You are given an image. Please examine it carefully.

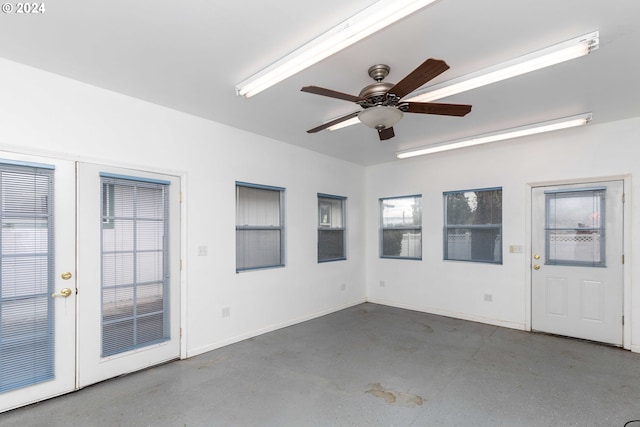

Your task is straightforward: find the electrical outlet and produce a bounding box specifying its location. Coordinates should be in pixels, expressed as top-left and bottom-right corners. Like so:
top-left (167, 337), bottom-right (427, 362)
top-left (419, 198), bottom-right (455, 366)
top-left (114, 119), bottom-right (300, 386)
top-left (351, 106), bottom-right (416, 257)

top-left (198, 245), bottom-right (208, 256)
top-left (341, 283), bottom-right (346, 291)
top-left (484, 294), bottom-right (493, 302)
top-left (380, 280), bottom-right (386, 287)
top-left (222, 307), bottom-right (230, 318)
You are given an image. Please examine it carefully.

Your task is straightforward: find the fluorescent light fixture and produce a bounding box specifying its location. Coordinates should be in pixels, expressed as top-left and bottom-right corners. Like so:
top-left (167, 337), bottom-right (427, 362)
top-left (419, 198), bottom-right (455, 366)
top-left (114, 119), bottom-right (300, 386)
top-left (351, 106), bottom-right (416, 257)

top-left (235, 0), bottom-right (437, 98)
top-left (396, 113), bottom-right (592, 159)
top-left (407, 31), bottom-right (599, 103)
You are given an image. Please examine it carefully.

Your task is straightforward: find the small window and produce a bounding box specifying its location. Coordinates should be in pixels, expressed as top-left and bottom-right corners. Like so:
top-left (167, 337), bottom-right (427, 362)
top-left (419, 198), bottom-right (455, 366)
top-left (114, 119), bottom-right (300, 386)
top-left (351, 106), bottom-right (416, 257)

top-left (444, 187), bottom-right (502, 263)
top-left (380, 195), bottom-right (422, 259)
top-left (318, 194), bottom-right (346, 262)
top-left (545, 188), bottom-right (605, 267)
top-left (236, 182), bottom-right (285, 272)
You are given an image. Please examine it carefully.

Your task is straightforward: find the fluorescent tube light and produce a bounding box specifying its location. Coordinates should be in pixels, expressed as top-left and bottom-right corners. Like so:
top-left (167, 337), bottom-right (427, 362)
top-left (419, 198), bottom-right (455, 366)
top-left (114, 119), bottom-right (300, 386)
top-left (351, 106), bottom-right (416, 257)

top-left (396, 113), bottom-right (592, 159)
top-left (235, 0), bottom-right (437, 98)
top-left (407, 31), bottom-right (599, 103)
top-left (328, 116), bottom-right (360, 131)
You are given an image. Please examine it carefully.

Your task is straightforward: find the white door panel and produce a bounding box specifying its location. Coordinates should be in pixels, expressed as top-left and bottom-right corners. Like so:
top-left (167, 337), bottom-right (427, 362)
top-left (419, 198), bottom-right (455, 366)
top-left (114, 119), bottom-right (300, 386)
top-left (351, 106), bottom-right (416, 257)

top-left (76, 163), bottom-right (180, 387)
top-left (531, 181), bottom-right (623, 345)
top-left (0, 154), bottom-right (76, 413)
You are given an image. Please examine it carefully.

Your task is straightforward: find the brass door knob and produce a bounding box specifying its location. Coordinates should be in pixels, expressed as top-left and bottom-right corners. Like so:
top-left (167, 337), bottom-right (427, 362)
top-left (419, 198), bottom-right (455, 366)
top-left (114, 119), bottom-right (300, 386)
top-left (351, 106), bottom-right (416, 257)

top-left (52, 288), bottom-right (73, 298)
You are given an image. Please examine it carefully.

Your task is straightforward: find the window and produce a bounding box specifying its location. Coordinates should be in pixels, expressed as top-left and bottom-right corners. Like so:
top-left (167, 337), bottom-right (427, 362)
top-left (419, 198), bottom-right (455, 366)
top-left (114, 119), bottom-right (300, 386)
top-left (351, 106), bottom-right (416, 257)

top-left (318, 194), bottom-right (346, 262)
top-left (545, 187), bottom-right (605, 267)
top-left (444, 187), bottom-right (502, 263)
top-left (0, 161), bottom-right (55, 393)
top-left (380, 195), bottom-right (422, 259)
top-left (100, 174), bottom-right (171, 357)
top-left (236, 182), bottom-right (285, 271)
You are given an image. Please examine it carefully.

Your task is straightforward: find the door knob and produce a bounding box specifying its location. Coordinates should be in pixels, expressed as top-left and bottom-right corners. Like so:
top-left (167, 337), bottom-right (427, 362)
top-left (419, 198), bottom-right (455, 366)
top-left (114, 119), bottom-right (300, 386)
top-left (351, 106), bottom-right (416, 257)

top-left (52, 288), bottom-right (73, 298)
top-left (533, 264), bottom-right (541, 270)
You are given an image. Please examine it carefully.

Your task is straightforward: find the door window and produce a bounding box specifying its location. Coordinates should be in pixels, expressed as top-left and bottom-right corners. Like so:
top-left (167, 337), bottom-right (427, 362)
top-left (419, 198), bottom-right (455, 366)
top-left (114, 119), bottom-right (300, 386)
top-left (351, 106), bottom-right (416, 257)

top-left (100, 174), bottom-right (170, 357)
top-left (0, 162), bottom-right (54, 393)
top-left (545, 188), bottom-right (605, 267)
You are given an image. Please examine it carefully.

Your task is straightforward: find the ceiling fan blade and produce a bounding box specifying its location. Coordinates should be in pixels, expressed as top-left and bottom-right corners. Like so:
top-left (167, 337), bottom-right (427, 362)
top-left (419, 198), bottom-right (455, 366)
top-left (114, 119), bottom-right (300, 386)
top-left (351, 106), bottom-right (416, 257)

top-left (387, 58), bottom-right (450, 99)
top-left (378, 127), bottom-right (395, 141)
top-left (306, 111), bottom-right (360, 133)
top-left (301, 86), bottom-right (364, 103)
top-left (404, 102), bottom-right (472, 117)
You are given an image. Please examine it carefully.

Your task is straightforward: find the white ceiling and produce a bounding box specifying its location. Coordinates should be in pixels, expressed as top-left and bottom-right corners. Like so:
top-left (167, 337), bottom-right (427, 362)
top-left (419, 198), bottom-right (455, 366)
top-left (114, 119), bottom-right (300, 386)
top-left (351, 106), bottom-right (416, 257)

top-left (1, 0), bottom-right (639, 166)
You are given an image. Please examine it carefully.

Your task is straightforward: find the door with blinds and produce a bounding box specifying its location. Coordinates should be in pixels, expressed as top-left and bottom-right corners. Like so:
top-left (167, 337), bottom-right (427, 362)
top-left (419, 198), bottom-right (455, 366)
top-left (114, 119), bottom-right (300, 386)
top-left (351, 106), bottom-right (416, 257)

top-left (76, 163), bottom-right (180, 388)
top-left (0, 155), bottom-right (76, 413)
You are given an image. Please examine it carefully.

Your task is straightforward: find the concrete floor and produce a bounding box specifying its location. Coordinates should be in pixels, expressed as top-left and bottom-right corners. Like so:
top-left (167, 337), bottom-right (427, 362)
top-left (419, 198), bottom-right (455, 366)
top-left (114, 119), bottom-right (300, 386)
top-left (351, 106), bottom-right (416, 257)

top-left (1, 303), bottom-right (640, 426)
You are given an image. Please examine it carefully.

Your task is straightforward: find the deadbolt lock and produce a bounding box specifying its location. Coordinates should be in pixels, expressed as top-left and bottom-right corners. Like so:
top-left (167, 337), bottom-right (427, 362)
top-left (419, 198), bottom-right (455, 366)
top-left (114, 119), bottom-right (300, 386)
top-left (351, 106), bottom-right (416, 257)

top-left (533, 254), bottom-right (541, 260)
top-left (61, 272), bottom-right (72, 280)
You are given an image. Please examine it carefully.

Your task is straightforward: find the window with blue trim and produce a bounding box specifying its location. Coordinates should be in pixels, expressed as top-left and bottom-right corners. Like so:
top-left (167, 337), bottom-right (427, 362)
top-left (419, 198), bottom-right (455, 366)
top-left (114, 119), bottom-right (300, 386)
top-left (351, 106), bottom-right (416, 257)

top-left (380, 195), bottom-right (422, 259)
top-left (236, 182), bottom-right (285, 271)
top-left (318, 194), bottom-right (346, 262)
top-left (444, 187), bottom-right (502, 263)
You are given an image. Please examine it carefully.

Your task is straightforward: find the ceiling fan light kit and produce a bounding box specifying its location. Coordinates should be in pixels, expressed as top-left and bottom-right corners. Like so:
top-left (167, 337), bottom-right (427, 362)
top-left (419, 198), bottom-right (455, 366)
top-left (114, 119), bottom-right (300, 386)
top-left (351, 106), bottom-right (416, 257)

top-left (235, 0), bottom-right (438, 98)
top-left (358, 106), bottom-right (404, 130)
top-left (302, 58), bottom-right (472, 141)
top-left (396, 113), bottom-right (593, 159)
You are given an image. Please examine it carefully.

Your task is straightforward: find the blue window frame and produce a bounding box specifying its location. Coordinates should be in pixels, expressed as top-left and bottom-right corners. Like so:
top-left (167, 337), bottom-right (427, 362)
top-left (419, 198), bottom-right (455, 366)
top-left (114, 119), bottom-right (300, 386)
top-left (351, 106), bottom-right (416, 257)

top-left (318, 193), bottom-right (346, 262)
top-left (236, 182), bottom-right (285, 272)
top-left (444, 187), bottom-right (502, 264)
top-left (380, 195), bottom-right (422, 260)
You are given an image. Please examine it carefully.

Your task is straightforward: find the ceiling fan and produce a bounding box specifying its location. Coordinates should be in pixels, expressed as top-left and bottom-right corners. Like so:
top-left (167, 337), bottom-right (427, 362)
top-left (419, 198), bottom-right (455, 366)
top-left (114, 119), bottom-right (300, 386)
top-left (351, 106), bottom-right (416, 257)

top-left (301, 58), bottom-right (472, 141)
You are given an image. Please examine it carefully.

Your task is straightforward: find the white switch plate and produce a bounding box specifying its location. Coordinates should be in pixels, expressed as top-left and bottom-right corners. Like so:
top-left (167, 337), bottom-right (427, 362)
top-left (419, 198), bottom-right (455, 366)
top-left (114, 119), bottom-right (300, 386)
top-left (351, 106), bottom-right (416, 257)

top-left (509, 245), bottom-right (523, 254)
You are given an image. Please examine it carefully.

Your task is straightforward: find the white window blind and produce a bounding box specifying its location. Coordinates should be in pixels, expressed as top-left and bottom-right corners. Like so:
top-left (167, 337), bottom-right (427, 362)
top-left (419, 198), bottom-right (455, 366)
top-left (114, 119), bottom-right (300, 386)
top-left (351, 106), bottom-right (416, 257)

top-left (236, 183), bottom-right (284, 271)
top-left (100, 175), bottom-right (170, 357)
top-left (0, 162), bottom-right (54, 393)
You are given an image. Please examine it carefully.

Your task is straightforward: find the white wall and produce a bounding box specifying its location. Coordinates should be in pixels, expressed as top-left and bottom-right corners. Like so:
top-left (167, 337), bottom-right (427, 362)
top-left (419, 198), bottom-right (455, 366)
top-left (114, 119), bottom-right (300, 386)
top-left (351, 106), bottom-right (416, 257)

top-left (365, 116), bottom-right (640, 352)
top-left (0, 58), bottom-right (367, 358)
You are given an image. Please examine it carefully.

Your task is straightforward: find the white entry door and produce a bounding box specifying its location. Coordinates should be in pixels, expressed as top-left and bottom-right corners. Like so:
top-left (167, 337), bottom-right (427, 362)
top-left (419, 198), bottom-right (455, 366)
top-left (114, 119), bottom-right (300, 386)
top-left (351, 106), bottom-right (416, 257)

top-left (76, 163), bottom-right (181, 387)
top-left (531, 181), bottom-right (624, 345)
top-left (0, 154), bottom-right (76, 413)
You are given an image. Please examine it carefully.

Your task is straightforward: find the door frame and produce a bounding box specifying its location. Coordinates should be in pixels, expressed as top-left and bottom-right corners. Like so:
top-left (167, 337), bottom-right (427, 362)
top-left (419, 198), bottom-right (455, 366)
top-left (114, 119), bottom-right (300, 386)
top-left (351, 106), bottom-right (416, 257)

top-left (75, 162), bottom-right (186, 388)
top-left (525, 175), bottom-right (631, 350)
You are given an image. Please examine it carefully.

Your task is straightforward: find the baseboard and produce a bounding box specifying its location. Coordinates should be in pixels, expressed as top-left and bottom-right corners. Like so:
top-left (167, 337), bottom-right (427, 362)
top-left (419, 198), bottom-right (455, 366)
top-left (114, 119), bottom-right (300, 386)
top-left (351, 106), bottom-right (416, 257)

top-left (186, 298), bottom-right (367, 358)
top-left (631, 344), bottom-right (640, 354)
top-left (366, 297), bottom-right (526, 331)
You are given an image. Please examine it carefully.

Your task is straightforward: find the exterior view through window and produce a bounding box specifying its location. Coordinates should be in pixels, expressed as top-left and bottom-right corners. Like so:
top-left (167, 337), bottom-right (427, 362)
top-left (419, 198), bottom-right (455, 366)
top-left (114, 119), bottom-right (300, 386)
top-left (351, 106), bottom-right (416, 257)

top-left (444, 188), bottom-right (502, 263)
top-left (380, 195), bottom-right (422, 260)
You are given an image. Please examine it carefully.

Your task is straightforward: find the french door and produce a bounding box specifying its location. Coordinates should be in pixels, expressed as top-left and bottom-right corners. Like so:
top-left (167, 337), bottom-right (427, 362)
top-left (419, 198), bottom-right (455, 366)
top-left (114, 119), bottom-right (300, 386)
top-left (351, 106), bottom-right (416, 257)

top-left (0, 154), bottom-right (180, 412)
top-left (0, 155), bottom-right (76, 412)
top-left (76, 163), bottom-right (180, 387)
top-left (531, 180), bottom-right (624, 345)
